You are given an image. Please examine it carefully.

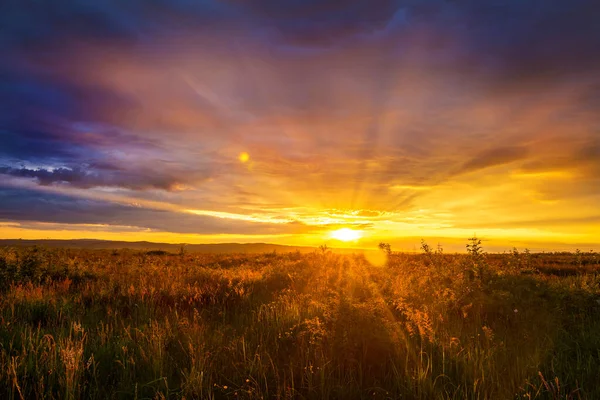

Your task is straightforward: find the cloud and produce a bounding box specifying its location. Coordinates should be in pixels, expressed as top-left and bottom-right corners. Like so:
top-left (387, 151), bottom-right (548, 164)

top-left (0, 165), bottom-right (189, 191)
top-left (356, 210), bottom-right (383, 218)
top-left (233, 0), bottom-right (405, 47)
top-left (0, 0), bottom-right (599, 243)
top-left (518, 137), bottom-right (600, 179)
top-left (457, 146), bottom-right (529, 175)
top-left (454, 215), bottom-right (600, 231)
top-left (0, 186), bottom-right (320, 235)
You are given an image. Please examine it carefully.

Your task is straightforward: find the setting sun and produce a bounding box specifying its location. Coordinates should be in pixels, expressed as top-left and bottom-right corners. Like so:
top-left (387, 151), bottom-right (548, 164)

top-left (330, 228), bottom-right (362, 242)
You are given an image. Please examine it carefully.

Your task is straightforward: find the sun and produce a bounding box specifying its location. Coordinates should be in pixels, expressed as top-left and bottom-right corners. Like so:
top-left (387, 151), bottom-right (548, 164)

top-left (330, 228), bottom-right (362, 242)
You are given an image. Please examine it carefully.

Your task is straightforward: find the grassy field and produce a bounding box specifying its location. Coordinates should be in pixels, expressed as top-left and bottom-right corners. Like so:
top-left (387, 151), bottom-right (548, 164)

top-left (1, 243), bottom-right (599, 399)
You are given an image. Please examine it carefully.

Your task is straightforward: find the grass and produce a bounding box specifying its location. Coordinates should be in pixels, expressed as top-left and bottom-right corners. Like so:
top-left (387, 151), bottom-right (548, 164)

top-left (0, 244), bottom-right (599, 399)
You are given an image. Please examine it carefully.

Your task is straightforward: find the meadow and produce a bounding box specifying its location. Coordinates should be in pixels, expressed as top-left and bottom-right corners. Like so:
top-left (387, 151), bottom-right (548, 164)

top-left (1, 242), bottom-right (599, 399)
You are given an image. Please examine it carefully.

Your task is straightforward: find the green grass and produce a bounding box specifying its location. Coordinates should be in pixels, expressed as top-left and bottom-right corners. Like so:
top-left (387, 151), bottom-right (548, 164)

top-left (0, 245), bottom-right (599, 399)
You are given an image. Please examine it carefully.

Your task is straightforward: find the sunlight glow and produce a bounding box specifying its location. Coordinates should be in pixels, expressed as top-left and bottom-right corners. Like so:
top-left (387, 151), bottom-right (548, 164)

top-left (330, 228), bottom-right (362, 242)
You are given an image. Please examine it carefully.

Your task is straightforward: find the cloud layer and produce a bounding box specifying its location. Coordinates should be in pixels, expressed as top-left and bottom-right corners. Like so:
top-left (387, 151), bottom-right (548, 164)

top-left (1, 0), bottom-right (599, 248)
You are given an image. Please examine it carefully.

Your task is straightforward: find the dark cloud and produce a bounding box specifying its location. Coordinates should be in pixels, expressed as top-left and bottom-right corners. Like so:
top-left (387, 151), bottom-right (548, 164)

top-left (518, 137), bottom-right (600, 178)
top-left (458, 146), bottom-right (529, 175)
top-left (1, 0), bottom-right (597, 61)
top-left (0, 0), bottom-right (239, 52)
top-left (0, 70), bottom-right (146, 167)
top-left (0, 122), bottom-right (153, 165)
top-left (0, 128), bottom-right (81, 163)
top-left (0, 165), bottom-right (187, 191)
top-left (479, 1), bottom-right (600, 86)
top-left (0, 186), bottom-right (315, 235)
top-left (232, 0), bottom-right (404, 47)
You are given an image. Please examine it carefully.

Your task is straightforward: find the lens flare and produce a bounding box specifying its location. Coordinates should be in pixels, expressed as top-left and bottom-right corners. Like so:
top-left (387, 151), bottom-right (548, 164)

top-left (238, 152), bottom-right (250, 163)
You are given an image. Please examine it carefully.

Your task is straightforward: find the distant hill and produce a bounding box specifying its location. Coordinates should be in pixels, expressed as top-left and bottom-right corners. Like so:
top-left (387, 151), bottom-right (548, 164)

top-left (0, 239), bottom-right (362, 254)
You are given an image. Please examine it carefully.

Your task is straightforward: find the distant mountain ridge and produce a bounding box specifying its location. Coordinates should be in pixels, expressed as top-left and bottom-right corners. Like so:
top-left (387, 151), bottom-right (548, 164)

top-left (0, 239), bottom-right (361, 254)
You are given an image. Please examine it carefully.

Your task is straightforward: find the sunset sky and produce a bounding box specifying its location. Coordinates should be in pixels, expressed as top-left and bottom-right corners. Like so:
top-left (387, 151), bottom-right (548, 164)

top-left (1, 1), bottom-right (599, 251)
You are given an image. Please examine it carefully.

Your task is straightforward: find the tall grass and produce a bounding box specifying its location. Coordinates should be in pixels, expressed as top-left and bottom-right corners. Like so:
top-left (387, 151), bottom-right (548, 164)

top-left (0, 245), bottom-right (599, 399)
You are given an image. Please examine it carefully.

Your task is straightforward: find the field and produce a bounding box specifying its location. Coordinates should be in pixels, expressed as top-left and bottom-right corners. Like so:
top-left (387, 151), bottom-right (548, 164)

top-left (1, 243), bottom-right (599, 399)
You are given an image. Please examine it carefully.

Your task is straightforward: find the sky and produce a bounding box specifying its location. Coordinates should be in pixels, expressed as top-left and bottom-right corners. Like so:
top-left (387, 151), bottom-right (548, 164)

top-left (1, 0), bottom-right (599, 252)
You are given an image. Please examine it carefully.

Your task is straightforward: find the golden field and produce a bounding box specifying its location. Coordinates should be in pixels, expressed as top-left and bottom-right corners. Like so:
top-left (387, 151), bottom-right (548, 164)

top-left (1, 242), bottom-right (599, 399)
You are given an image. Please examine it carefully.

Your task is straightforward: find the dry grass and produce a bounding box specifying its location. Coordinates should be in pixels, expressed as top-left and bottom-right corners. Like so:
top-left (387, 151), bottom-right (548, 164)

top-left (0, 245), bottom-right (599, 399)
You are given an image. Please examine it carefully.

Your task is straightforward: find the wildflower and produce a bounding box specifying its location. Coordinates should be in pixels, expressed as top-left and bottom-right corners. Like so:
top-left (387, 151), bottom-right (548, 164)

top-left (223, 385), bottom-right (228, 390)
